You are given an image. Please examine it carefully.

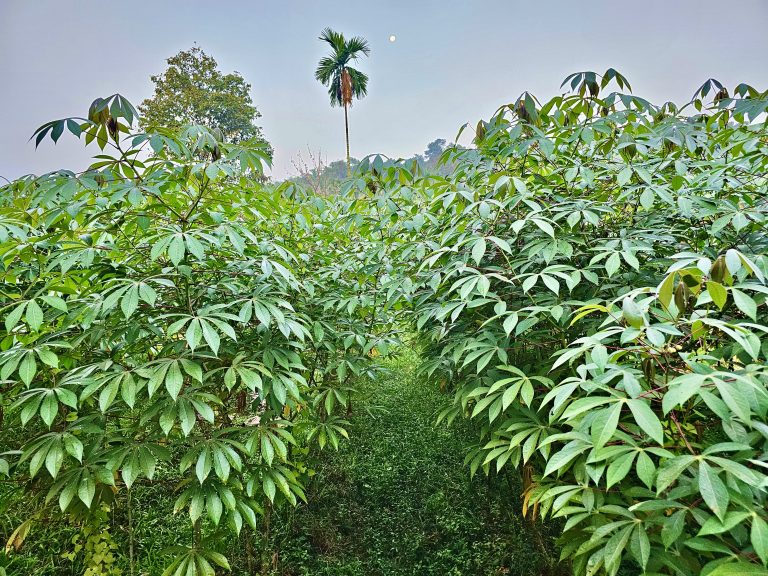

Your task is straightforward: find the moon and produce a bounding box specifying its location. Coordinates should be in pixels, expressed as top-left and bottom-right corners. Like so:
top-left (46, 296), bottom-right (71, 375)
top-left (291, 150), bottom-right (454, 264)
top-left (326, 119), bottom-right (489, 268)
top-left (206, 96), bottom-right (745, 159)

top-left (388, 34), bottom-right (397, 43)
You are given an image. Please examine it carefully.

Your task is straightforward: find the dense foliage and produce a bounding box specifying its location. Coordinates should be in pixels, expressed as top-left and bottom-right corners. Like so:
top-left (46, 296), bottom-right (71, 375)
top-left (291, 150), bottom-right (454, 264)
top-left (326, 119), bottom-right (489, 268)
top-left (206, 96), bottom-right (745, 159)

top-left (2, 69), bottom-right (768, 576)
top-left (374, 71), bottom-right (767, 575)
top-left (0, 96), bottom-right (397, 574)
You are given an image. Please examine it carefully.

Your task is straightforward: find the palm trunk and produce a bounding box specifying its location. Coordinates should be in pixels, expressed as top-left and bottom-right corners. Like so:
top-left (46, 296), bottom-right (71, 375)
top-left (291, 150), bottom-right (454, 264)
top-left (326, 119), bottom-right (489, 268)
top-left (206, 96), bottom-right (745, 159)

top-left (344, 102), bottom-right (351, 176)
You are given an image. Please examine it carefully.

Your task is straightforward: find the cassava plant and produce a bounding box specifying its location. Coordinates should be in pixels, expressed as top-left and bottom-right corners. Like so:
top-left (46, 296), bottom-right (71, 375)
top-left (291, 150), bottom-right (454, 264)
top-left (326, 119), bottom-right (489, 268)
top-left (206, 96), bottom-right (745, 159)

top-left (0, 95), bottom-right (396, 574)
top-left (364, 71), bottom-right (768, 576)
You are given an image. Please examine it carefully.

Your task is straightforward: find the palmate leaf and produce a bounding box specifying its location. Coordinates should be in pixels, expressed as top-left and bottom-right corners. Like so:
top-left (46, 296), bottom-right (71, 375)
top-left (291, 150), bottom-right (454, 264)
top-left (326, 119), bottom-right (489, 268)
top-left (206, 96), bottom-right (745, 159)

top-left (402, 71), bottom-right (768, 576)
top-left (5, 70), bottom-right (768, 576)
top-left (0, 91), bottom-right (374, 576)
top-left (161, 546), bottom-right (231, 576)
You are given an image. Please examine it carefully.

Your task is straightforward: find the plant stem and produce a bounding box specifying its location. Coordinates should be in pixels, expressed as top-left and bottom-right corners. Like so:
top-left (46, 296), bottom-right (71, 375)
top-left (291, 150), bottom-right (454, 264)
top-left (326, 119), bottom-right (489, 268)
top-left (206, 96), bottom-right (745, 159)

top-left (127, 487), bottom-right (135, 576)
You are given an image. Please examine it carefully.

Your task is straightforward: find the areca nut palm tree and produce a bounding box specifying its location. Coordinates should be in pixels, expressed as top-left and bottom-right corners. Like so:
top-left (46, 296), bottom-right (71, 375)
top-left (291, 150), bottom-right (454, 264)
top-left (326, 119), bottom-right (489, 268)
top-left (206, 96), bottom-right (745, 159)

top-left (315, 27), bottom-right (371, 176)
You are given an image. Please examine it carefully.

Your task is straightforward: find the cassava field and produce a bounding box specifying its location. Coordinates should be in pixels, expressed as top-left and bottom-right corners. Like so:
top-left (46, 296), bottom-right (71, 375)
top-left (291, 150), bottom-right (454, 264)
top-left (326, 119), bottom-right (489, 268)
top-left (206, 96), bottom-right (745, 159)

top-left (1, 68), bottom-right (767, 576)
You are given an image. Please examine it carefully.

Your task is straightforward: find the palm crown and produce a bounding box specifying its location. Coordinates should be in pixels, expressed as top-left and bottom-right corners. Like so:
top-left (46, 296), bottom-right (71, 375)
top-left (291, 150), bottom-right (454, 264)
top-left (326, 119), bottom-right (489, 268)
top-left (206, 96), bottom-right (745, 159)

top-left (315, 28), bottom-right (370, 108)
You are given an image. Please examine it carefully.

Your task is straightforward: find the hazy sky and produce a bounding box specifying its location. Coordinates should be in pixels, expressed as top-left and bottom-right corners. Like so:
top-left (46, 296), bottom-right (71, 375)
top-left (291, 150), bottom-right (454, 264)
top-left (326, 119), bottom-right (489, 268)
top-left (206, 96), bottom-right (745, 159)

top-left (1, 0), bottom-right (767, 181)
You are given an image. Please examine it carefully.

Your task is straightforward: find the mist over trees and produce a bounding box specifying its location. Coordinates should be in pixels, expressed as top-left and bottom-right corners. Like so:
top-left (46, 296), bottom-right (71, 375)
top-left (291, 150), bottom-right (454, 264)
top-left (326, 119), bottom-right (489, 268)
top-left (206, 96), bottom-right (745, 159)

top-left (287, 138), bottom-right (455, 194)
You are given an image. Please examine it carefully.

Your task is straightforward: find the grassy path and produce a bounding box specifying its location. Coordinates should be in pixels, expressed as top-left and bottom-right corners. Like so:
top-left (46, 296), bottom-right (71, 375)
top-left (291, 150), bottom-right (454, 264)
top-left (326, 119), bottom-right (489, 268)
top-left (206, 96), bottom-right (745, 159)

top-left (277, 349), bottom-right (557, 576)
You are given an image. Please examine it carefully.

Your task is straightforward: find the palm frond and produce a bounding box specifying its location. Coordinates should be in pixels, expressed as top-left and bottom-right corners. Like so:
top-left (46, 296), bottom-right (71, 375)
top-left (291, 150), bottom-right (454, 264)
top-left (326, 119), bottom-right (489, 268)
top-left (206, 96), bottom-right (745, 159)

top-left (315, 56), bottom-right (338, 84)
top-left (346, 68), bottom-right (369, 101)
top-left (318, 27), bottom-right (346, 53)
top-left (344, 36), bottom-right (371, 59)
top-left (328, 73), bottom-right (343, 107)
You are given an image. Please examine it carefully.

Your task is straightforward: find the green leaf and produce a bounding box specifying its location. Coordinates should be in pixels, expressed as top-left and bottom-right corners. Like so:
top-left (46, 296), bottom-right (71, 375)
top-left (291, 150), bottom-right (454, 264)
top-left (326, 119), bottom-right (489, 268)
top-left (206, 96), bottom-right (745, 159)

top-left (605, 252), bottom-right (621, 276)
top-left (656, 455), bottom-right (696, 493)
top-left (657, 272), bottom-right (676, 308)
top-left (201, 320), bottom-right (221, 355)
top-left (617, 166), bottom-right (633, 186)
top-left (121, 286), bottom-right (139, 319)
top-left (606, 451), bottom-right (635, 488)
top-left (78, 475), bottom-right (96, 508)
top-left (628, 399), bottom-right (664, 445)
top-left (725, 249), bottom-right (742, 274)
top-left (195, 449), bottom-right (211, 484)
top-left (212, 448), bottom-right (231, 481)
top-left (38, 291), bottom-right (67, 321)
top-left (472, 238), bottom-right (486, 265)
top-left (40, 393), bottom-right (59, 427)
top-left (630, 525), bottom-right (650, 570)
top-left (63, 435), bottom-right (83, 462)
top-left (706, 281), bottom-right (727, 310)
top-left (604, 524), bottom-right (633, 575)
top-left (206, 551), bottom-right (231, 570)
top-left (731, 289), bottom-right (757, 320)
top-left (261, 435), bottom-right (275, 466)
top-left (45, 444), bottom-right (63, 478)
top-left (541, 274), bottom-right (559, 295)
top-left (207, 493), bottom-right (223, 525)
top-left (36, 348), bottom-right (59, 368)
top-left (707, 562), bottom-right (768, 576)
top-left (121, 373), bottom-right (138, 408)
top-left (59, 482), bottom-right (77, 511)
top-left (263, 475), bottom-right (276, 502)
top-left (168, 235), bottom-right (185, 265)
top-left (639, 188), bottom-right (654, 210)
top-left (5, 303), bottom-right (26, 331)
top-left (635, 450), bottom-right (655, 488)
top-left (543, 440), bottom-right (588, 477)
top-left (698, 511), bottom-right (751, 536)
top-left (663, 373), bottom-right (704, 413)
top-left (699, 460), bottom-right (730, 522)
top-left (25, 299), bottom-right (44, 331)
top-left (751, 515), bottom-right (768, 565)
top-left (186, 319), bottom-right (202, 350)
top-left (634, 166), bottom-right (652, 184)
top-left (661, 510), bottom-right (686, 549)
top-left (165, 361), bottom-right (184, 400)
top-left (622, 297), bottom-right (644, 328)
top-left (503, 313), bottom-right (519, 335)
top-left (19, 353), bottom-right (37, 385)
top-left (591, 402), bottom-right (621, 449)
top-left (99, 379), bottom-right (119, 412)
top-left (533, 219), bottom-right (555, 238)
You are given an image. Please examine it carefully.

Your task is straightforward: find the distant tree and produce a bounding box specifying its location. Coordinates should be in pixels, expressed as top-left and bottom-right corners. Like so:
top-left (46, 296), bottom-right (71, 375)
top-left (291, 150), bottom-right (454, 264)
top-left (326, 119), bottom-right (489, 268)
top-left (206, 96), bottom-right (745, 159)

top-left (326, 158), bottom-right (358, 179)
top-left (140, 46), bottom-right (269, 148)
top-left (423, 139), bottom-right (447, 164)
top-left (315, 28), bottom-right (370, 176)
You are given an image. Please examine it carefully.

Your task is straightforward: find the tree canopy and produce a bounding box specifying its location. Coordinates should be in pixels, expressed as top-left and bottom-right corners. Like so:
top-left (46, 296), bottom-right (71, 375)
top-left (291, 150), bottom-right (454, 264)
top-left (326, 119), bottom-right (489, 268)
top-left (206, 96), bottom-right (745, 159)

top-left (139, 46), bottom-right (269, 148)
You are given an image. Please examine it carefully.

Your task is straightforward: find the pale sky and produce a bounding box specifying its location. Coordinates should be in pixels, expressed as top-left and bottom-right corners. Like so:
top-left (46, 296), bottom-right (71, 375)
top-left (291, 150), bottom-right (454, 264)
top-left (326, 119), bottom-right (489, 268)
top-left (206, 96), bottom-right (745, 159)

top-left (1, 0), bottom-right (767, 181)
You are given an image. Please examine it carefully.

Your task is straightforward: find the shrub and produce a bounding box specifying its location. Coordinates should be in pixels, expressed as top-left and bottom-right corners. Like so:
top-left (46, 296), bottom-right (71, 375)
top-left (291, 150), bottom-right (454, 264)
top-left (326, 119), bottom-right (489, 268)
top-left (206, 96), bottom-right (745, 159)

top-left (0, 95), bottom-right (397, 574)
top-left (354, 71), bottom-right (768, 575)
